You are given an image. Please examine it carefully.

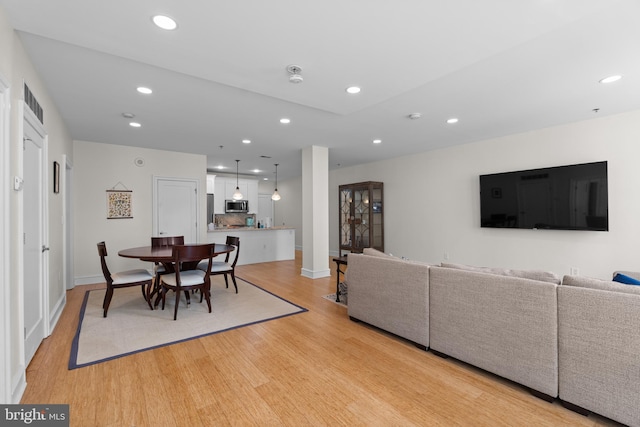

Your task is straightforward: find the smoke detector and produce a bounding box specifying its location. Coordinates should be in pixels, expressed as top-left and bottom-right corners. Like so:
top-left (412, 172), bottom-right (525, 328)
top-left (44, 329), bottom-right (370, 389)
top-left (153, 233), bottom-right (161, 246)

top-left (287, 65), bottom-right (303, 84)
top-left (408, 113), bottom-right (422, 120)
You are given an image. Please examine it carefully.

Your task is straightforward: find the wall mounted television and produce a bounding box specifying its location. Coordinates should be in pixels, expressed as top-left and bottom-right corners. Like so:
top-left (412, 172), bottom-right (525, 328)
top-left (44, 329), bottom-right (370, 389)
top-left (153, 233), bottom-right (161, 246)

top-left (479, 161), bottom-right (608, 231)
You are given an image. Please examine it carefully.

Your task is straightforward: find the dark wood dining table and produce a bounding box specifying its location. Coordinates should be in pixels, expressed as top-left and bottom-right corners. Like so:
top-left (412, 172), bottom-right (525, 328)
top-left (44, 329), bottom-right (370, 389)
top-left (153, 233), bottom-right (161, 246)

top-left (118, 243), bottom-right (236, 306)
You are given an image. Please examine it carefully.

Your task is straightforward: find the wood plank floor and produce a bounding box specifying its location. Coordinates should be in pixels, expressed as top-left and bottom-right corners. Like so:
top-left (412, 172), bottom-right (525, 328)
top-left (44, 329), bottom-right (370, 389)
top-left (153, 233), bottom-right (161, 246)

top-left (22, 252), bottom-right (620, 426)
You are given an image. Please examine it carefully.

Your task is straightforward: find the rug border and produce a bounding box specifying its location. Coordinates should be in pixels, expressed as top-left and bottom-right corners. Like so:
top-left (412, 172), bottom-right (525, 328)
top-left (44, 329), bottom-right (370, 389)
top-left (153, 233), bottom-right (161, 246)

top-left (68, 277), bottom-right (307, 370)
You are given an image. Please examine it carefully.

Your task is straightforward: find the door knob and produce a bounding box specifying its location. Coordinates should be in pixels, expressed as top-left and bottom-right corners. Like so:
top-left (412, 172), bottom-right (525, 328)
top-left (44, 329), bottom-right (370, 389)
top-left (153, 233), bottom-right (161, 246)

top-left (41, 246), bottom-right (50, 253)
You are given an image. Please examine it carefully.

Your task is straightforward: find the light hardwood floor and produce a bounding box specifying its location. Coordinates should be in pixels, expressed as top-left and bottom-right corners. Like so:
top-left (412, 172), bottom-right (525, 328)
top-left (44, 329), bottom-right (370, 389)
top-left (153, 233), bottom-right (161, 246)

top-left (22, 251), bottom-right (619, 426)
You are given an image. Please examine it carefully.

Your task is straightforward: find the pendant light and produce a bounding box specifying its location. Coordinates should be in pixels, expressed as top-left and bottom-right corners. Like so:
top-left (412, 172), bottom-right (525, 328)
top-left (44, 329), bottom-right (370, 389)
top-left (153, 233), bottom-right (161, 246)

top-left (232, 160), bottom-right (243, 200)
top-left (271, 163), bottom-right (281, 201)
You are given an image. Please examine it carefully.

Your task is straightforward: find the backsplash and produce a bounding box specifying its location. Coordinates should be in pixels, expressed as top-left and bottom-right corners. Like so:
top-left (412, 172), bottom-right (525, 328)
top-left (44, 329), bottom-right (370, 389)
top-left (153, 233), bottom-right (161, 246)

top-left (214, 213), bottom-right (256, 227)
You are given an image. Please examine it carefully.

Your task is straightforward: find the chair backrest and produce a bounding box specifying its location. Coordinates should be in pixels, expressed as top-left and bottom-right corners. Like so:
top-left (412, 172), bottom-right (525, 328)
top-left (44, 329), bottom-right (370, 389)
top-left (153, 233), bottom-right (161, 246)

top-left (172, 244), bottom-right (215, 284)
top-left (96, 241), bottom-right (113, 284)
top-left (151, 235), bottom-right (185, 248)
top-left (225, 236), bottom-right (240, 267)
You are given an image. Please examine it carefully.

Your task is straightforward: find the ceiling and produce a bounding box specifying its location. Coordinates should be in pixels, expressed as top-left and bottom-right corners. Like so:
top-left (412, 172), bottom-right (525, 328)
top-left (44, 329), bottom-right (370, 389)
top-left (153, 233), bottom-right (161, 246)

top-left (2, 0), bottom-right (639, 181)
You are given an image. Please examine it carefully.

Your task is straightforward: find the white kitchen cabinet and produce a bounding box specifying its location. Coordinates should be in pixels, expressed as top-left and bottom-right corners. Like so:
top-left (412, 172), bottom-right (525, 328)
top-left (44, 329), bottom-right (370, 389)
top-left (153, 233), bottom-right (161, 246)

top-left (206, 174), bottom-right (216, 194)
top-left (213, 178), bottom-right (225, 214)
top-left (213, 176), bottom-right (259, 214)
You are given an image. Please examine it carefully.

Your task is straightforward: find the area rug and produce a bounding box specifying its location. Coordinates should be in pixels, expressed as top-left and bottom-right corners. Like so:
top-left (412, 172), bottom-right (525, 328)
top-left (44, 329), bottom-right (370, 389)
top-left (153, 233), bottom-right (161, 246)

top-left (69, 277), bottom-right (307, 369)
top-left (322, 293), bottom-right (347, 308)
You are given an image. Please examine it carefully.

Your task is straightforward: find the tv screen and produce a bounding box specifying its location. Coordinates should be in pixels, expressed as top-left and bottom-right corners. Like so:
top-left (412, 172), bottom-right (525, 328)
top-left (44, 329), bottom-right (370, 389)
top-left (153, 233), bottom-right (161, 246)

top-left (480, 161), bottom-right (608, 231)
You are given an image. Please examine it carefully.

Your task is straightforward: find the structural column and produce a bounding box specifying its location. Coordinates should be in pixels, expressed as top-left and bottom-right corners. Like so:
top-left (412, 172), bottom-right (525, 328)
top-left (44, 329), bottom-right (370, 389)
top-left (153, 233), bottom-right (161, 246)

top-left (301, 145), bottom-right (330, 279)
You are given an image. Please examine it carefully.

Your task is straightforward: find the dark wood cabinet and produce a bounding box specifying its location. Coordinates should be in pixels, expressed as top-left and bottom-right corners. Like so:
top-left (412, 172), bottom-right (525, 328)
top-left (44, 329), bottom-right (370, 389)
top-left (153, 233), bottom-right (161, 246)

top-left (339, 181), bottom-right (383, 254)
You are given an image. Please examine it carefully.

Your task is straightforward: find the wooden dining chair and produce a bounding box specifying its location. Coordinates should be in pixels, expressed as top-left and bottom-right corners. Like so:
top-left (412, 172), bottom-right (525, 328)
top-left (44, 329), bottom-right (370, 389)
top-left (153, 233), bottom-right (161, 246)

top-left (199, 236), bottom-right (240, 293)
top-left (97, 241), bottom-right (153, 317)
top-left (149, 236), bottom-right (184, 300)
top-left (160, 244), bottom-right (216, 320)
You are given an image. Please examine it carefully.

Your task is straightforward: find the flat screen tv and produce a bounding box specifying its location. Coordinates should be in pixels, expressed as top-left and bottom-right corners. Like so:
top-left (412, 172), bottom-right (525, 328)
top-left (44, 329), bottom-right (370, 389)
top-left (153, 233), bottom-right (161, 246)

top-left (479, 161), bottom-right (608, 231)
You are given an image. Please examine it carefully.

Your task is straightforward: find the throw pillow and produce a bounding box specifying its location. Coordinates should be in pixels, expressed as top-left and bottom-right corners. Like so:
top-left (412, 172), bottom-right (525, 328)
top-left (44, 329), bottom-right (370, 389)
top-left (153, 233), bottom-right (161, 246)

top-left (613, 273), bottom-right (640, 286)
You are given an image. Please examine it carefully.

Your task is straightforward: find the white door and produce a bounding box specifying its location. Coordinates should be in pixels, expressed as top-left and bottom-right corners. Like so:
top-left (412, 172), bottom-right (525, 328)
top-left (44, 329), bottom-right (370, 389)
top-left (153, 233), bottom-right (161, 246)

top-left (23, 117), bottom-right (48, 365)
top-left (154, 177), bottom-right (199, 243)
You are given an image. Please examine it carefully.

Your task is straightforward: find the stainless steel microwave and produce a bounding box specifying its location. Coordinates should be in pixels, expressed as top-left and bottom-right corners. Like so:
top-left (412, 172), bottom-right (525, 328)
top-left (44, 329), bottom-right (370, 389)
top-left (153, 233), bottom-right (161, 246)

top-left (225, 199), bottom-right (248, 213)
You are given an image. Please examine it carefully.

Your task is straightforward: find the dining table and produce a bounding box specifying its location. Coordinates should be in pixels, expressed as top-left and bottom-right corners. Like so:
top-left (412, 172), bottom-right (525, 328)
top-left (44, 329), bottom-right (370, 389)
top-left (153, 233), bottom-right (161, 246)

top-left (118, 243), bottom-right (236, 307)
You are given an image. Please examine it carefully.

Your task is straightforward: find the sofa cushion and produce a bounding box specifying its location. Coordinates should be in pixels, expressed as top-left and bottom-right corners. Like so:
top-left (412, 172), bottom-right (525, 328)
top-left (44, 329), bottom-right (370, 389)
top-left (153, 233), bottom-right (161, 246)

top-left (562, 275), bottom-right (640, 296)
top-left (441, 262), bottom-right (560, 284)
top-left (613, 272), bottom-right (640, 286)
top-left (362, 248), bottom-right (394, 258)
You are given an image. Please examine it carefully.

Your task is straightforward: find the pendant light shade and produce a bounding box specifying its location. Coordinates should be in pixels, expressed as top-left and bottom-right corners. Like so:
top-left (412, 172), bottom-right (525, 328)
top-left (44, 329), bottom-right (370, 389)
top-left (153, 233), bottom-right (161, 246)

top-left (271, 163), bottom-right (281, 201)
top-left (232, 160), bottom-right (243, 200)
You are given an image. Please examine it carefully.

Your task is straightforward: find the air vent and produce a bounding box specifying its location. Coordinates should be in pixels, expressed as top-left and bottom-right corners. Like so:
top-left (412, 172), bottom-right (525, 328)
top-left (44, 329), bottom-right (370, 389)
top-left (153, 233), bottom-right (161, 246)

top-left (260, 155), bottom-right (272, 159)
top-left (24, 84), bottom-right (43, 124)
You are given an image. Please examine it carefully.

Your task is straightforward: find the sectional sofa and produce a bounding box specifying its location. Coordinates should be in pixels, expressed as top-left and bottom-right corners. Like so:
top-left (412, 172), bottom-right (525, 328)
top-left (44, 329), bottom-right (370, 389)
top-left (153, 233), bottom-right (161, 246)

top-left (346, 249), bottom-right (640, 427)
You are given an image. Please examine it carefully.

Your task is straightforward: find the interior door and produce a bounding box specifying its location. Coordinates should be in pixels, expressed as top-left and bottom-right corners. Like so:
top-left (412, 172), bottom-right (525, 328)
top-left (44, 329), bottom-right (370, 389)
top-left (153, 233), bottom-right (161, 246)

top-left (23, 118), bottom-right (47, 365)
top-left (154, 177), bottom-right (198, 243)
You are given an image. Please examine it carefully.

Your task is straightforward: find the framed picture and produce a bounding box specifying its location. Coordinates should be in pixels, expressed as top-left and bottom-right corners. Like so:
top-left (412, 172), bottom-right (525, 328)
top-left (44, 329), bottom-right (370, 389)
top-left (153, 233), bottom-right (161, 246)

top-left (53, 161), bottom-right (60, 194)
top-left (106, 190), bottom-right (133, 219)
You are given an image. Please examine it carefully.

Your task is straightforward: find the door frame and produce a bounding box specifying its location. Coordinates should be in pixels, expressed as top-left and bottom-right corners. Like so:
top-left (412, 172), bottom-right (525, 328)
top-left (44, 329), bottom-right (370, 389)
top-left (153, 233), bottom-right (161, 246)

top-left (20, 100), bottom-right (50, 366)
top-left (0, 73), bottom-right (12, 403)
top-left (62, 155), bottom-right (74, 290)
top-left (152, 176), bottom-right (200, 242)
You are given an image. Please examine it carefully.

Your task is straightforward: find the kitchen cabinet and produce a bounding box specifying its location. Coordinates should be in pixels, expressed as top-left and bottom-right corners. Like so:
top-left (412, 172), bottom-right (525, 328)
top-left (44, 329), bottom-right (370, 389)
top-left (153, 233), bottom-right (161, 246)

top-left (339, 181), bottom-right (383, 254)
top-left (206, 175), bottom-right (215, 194)
top-left (213, 178), bottom-right (225, 214)
top-left (214, 176), bottom-right (259, 214)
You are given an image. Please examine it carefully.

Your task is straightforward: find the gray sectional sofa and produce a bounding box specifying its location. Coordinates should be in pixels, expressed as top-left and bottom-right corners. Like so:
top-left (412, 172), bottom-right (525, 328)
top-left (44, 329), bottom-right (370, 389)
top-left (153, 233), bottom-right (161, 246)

top-left (346, 250), bottom-right (640, 427)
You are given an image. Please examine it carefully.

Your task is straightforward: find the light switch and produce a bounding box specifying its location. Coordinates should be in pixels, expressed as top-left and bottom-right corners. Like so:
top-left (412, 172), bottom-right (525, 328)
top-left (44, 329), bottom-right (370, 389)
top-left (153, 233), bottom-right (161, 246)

top-left (14, 176), bottom-right (23, 191)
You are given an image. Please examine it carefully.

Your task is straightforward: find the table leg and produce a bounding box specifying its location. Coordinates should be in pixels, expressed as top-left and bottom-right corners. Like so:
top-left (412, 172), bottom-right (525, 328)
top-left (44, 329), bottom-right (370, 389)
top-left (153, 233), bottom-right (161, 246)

top-left (336, 264), bottom-right (341, 302)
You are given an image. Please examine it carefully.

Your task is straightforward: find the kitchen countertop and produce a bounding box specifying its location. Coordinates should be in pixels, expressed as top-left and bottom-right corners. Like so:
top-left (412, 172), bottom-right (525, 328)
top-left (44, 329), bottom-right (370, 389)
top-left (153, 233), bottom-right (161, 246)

top-left (208, 226), bottom-right (295, 232)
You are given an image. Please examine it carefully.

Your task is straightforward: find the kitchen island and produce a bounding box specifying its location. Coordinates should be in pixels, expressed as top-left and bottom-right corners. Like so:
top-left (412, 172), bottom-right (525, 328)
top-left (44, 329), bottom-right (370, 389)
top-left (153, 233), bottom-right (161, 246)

top-left (207, 227), bottom-right (295, 265)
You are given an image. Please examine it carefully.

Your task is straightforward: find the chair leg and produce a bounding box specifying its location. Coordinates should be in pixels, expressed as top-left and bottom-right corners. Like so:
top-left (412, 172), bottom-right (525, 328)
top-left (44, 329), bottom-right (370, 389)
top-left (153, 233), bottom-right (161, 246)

top-left (223, 275), bottom-right (229, 289)
top-left (203, 286), bottom-right (212, 313)
top-left (230, 272), bottom-right (238, 294)
top-left (173, 289), bottom-right (181, 320)
top-left (144, 284), bottom-right (153, 310)
top-left (103, 287), bottom-right (114, 318)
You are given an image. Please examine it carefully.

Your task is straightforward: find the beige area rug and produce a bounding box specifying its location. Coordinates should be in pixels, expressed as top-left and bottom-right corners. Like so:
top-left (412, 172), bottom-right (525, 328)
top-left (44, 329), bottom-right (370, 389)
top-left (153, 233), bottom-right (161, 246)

top-left (69, 277), bottom-right (307, 369)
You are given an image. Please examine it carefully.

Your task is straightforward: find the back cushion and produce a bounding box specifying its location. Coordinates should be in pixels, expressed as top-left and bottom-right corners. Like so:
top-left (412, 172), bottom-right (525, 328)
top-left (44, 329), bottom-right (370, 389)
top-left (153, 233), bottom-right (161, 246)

top-left (362, 248), bottom-right (395, 258)
top-left (441, 262), bottom-right (560, 285)
top-left (562, 275), bottom-right (640, 296)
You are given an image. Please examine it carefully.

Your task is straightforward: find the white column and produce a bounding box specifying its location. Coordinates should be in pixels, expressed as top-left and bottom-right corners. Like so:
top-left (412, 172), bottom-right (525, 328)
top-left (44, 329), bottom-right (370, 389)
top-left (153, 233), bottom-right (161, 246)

top-left (301, 146), bottom-right (330, 279)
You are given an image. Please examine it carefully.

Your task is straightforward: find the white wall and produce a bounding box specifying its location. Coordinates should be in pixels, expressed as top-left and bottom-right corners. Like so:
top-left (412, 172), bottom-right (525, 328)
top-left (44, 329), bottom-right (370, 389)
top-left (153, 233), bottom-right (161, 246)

top-left (1, 6), bottom-right (74, 403)
top-left (73, 141), bottom-right (207, 284)
top-left (328, 110), bottom-right (640, 279)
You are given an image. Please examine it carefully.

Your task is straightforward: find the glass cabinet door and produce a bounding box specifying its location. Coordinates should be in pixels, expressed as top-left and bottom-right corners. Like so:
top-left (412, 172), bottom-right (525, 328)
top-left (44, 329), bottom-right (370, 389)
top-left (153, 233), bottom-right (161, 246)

top-left (339, 181), bottom-right (383, 254)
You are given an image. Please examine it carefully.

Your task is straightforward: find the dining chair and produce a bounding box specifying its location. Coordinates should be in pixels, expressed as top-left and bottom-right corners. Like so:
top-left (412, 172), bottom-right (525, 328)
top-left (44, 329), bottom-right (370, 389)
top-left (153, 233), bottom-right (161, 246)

top-left (160, 244), bottom-right (216, 320)
top-left (151, 235), bottom-right (185, 285)
top-left (97, 241), bottom-right (153, 317)
top-left (199, 236), bottom-right (240, 293)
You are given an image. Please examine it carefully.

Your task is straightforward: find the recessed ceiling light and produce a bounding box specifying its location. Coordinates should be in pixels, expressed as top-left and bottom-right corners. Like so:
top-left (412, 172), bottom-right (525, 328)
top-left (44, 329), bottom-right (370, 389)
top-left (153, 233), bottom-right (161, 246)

top-left (599, 75), bottom-right (622, 84)
top-left (372, 139), bottom-right (382, 144)
top-left (129, 122), bottom-right (141, 128)
top-left (216, 165), bottom-right (226, 170)
top-left (447, 118), bottom-right (459, 124)
top-left (136, 86), bottom-right (152, 94)
top-left (280, 118), bottom-right (291, 124)
top-left (346, 86), bottom-right (361, 94)
top-left (252, 169), bottom-right (261, 173)
top-left (152, 15), bottom-right (177, 30)
top-left (242, 139), bottom-right (251, 144)
top-left (263, 177), bottom-right (269, 181)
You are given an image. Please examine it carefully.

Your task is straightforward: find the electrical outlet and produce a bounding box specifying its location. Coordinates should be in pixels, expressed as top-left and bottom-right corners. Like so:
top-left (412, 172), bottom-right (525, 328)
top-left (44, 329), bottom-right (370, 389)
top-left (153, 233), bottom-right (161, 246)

top-left (570, 267), bottom-right (580, 275)
top-left (443, 252), bottom-right (450, 261)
